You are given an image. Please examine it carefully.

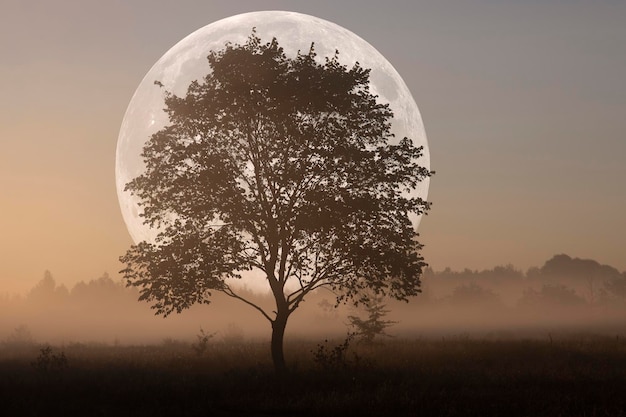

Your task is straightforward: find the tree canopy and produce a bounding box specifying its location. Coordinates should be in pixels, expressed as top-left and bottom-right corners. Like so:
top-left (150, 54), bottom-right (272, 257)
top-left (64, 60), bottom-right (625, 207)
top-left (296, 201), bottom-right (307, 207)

top-left (120, 31), bottom-right (431, 370)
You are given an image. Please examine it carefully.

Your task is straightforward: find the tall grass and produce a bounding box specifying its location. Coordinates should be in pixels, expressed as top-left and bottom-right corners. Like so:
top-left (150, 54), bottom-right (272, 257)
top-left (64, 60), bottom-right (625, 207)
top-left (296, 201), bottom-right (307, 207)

top-left (1, 335), bottom-right (625, 416)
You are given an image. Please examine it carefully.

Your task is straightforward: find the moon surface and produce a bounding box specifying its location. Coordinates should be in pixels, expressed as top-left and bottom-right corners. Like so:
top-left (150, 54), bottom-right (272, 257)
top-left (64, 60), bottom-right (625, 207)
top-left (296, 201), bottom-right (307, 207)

top-left (116, 10), bottom-right (430, 249)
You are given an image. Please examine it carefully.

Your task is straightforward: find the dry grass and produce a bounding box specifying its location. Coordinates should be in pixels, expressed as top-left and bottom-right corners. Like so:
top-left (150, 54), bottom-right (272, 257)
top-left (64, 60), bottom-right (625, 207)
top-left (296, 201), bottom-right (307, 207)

top-left (1, 335), bottom-right (626, 416)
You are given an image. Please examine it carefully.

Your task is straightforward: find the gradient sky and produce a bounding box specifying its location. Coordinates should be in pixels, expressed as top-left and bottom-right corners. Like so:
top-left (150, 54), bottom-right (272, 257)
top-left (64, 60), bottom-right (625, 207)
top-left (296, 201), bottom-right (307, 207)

top-left (1, 0), bottom-right (625, 294)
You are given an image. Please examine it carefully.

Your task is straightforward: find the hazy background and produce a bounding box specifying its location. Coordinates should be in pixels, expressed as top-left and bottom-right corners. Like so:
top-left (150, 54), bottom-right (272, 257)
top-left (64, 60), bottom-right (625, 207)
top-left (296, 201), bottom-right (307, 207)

top-left (1, 1), bottom-right (625, 301)
top-left (2, 254), bottom-right (625, 345)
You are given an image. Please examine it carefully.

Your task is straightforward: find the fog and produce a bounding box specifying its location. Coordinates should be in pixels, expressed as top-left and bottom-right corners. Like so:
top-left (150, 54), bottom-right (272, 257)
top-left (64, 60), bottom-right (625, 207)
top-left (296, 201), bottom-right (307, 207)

top-left (1, 254), bottom-right (625, 347)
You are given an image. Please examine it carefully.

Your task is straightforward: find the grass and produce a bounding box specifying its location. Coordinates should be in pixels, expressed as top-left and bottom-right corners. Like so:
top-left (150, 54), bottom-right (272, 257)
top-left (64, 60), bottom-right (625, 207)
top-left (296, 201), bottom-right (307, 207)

top-left (1, 335), bottom-right (626, 416)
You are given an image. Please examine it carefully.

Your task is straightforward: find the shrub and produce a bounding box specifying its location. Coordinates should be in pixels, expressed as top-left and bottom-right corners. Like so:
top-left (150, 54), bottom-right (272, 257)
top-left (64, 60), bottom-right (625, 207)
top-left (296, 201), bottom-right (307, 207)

top-left (192, 327), bottom-right (216, 356)
top-left (32, 345), bottom-right (68, 373)
top-left (312, 333), bottom-right (359, 370)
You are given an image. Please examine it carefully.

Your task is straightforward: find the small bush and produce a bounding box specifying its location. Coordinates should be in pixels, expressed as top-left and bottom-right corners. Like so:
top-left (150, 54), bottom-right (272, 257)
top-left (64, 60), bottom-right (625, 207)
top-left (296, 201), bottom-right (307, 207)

top-left (32, 345), bottom-right (68, 373)
top-left (312, 333), bottom-right (359, 370)
top-left (192, 327), bottom-right (216, 356)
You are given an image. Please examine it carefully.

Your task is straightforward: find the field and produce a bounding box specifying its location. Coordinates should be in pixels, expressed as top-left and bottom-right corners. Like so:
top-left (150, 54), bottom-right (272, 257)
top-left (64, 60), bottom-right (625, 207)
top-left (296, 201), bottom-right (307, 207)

top-left (2, 335), bottom-right (626, 416)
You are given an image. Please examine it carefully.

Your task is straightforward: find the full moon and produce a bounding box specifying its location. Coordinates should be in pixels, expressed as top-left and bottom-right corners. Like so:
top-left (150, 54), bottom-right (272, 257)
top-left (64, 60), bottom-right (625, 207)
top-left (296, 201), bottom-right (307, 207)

top-left (116, 11), bottom-right (430, 249)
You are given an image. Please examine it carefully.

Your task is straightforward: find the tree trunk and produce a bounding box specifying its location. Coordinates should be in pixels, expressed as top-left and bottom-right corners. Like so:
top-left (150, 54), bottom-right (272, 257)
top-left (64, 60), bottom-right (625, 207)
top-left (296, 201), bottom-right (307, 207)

top-left (271, 312), bottom-right (288, 373)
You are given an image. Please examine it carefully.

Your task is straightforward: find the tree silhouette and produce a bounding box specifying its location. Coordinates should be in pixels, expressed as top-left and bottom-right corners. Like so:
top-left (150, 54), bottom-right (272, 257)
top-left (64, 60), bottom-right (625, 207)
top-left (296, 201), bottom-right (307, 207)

top-left (348, 295), bottom-right (397, 343)
top-left (448, 282), bottom-right (503, 308)
top-left (120, 31), bottom-right (431, 372)
top-left (604, 273), bottom-right (626, 300)
top-left (27, 270), bottom-right (69, 304)
top-left (532, 254), bottom-right (622, 304)
top-left (519, 284), bottom-right (586, 308)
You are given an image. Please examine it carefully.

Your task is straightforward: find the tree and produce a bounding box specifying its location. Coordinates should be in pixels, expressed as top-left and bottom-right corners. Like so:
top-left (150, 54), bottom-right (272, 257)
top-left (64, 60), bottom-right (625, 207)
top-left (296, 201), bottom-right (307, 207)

top-left (120, 31), bottom-right (431, 372)
top-left (448, 282), bottom-right (503, 308)
top-left (348, 295), bottom-right (397, 343)
top-left (603, 273), bottom-right (626, 300)
top-left (535, 254), bottom-right (622, 304)
top-left (28, 270), bottom-right (56, 299)
top-left (70, 272), bottom-right (130, 306)
top-left (27, 270), bottom-right (69, 304)
top-left (518, 284), bottom-right (586, 308)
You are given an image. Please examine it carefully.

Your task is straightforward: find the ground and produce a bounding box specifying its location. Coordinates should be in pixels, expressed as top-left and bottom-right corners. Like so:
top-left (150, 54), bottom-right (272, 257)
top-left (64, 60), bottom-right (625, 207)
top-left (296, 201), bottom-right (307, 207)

top-left (2, 336), bottom-right (626, 416)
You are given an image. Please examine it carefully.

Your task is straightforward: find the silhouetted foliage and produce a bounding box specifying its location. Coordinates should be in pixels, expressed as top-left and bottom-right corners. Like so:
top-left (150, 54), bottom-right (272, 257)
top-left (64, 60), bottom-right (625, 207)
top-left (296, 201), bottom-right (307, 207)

top-left (27, 271), bottom-right (68, 304)
top-left (119, 31), bottom-right (431, 371)
top-left (539, 254), bottom-right (620, 280)
top-left (448, 283), bottom-right (503, 307)
top-left (191, 327), bottom-right (215, 356)
top-left (530, 254), bottom-right (623, 304)
top-left (70, 272), bottom-right (130, 305)
top-left (312, 333), bottom-right (359, 369)
top-left (348, 296), bottom-right (397, 343)
top-left (32, 345), bottom-right (68, 373)
top-left (519, 284), bottom-right (586, 308)
top-left (605, 274), bottom-right (626, 299)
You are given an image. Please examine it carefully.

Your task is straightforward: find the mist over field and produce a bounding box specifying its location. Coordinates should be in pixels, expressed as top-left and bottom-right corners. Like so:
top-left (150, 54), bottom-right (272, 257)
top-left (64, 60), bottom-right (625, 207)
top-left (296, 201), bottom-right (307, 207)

top-left (2, 254), bottom-right (625, 347)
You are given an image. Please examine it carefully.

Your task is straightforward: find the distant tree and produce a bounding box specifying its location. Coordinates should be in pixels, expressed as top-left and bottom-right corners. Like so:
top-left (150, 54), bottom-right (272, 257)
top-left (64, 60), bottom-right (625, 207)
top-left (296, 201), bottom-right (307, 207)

top-left (525, 266), bottom-right (541, 280)
top-left (348, 296), bottom-right (397, 343)
top-left (448, 283), bottom-right (503, 308)
top-left (70, 272), bottom-right (128, 303)
top-left (28, 270), bottom-right (55, 298)
top-left (519, 284), bottom-right (586, 308)
top-left (120, 32), bottom-right (431, 372)
top-left (478, 264), bottom-right (524, 282)
top-left (28, 270), bottom-right (68, 303)
top-left (536, 254), bottom-right (622, 303)
top-left (604, 274), bottom-right (626, 300)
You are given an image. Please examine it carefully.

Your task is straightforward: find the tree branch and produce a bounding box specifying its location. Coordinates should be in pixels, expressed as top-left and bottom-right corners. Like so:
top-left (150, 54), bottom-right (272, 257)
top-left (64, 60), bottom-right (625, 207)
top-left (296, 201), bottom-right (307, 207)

top-left (221, 284), bottom-right (273, 323)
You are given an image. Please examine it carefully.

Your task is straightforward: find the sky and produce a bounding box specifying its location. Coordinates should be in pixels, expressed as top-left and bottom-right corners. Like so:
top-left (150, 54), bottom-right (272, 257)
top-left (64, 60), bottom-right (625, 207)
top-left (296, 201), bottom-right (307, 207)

top-left (1, 0), bottom-right (625, 294)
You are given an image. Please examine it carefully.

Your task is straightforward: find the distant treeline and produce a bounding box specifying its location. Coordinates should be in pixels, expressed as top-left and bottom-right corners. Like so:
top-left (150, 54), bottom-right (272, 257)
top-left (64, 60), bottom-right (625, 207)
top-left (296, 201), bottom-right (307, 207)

top-left (420, 254), bottom-right (626, 308)
top-left (1, 254), bottom-right (625, 344)
top-left (1, 254), bottom-right (625, 311)
top-left (0, 271), bottom-right (138, 306)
